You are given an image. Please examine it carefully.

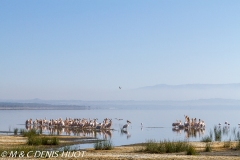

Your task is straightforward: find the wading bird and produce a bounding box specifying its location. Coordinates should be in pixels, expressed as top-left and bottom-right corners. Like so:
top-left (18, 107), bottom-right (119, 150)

top-left (122, 120), bottom-right (131, 130)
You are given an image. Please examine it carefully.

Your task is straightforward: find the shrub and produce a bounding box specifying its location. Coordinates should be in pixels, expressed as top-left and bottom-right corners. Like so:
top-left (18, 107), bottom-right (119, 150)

top-left (27, 136), bottom-right (42, 145)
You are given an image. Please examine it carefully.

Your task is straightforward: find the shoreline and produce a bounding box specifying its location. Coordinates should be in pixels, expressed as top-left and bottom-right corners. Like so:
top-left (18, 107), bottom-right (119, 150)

top-left (1, 135), bottom-right (240, 159)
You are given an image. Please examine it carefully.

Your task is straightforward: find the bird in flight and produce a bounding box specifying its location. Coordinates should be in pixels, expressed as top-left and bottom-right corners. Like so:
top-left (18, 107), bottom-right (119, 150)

top-left (119, 86), bottom-right (121, 89)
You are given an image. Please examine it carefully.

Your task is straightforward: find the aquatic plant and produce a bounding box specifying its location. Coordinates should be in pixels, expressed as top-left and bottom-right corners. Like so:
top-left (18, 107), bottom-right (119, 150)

top-left (21, 129), bottom-right (39, 137)
top-left (213, 126), bottom-right (222, 141)
top-left (13, 128), bottom-right (18, 135)
top-left (201, 136), bottom-right (212, 142)
top-left (201, 130), bottom-right (212, 142)
top-left (232, 127), bottom-right (236, 135)
top-left (19, 128), bottom-right (27, 135)
top-left (235, 131), bottom-right (240, 141)
top-left (94, 140), bottom-right (114, 150)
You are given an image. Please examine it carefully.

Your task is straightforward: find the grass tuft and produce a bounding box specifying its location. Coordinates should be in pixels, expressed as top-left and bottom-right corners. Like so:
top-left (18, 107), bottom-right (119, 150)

top-left (94, 140), bottom-right (114, 150)
top-left (201, 136), bottom-right (212, 142)
top-left (21, 129), bottom-right (39, 137)
top-left (205, 143), bottom-right (212, 152)
top-left (13, 128), bottom-right (18, 135)
top-left (214, 126), bottom-right (222, 141)
top-left (144, 139), bottom-right (190, 154)
top-left (22, 129), bottom-right (59, 146)
top-left (186, 144), bottom-right (197, 155)
top-left (27, 136), bottom-right (59, 146)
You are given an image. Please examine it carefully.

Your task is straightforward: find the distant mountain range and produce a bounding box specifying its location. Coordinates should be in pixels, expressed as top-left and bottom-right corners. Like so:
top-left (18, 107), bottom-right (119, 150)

top-left (1, 83), bottom-right (240, 106)
top-left (1, 98), bottom-right (240, 110)
top-left (131, 83), bottom-right (240, 101)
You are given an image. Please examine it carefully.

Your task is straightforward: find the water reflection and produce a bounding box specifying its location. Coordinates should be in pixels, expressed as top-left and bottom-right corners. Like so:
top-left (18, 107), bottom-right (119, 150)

top-left (172, 128), bottom-right (205, 139)
top-left (120, 130), bottom-right (131, 139)
top-left (25, 125), bottom-right (115, 140)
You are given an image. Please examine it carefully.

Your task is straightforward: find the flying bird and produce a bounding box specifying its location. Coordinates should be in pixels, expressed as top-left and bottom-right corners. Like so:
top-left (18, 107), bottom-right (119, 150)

top-left (119, 86), bottom-right (122, 89)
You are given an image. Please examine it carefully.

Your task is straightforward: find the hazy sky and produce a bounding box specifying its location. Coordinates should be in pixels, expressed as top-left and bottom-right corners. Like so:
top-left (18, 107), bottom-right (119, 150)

top-left (1, 1), bottom-right (240, 100)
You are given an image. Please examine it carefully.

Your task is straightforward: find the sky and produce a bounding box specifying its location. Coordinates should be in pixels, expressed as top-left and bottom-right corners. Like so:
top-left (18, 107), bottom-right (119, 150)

top-left (1, 1), bottom-right (240, 100)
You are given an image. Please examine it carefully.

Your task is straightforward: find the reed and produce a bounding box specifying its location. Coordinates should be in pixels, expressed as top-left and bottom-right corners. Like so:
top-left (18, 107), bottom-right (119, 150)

top-left (213, 126), bottom-right (222, 141)
top-left (235, 131), bottom-right (240, 141)
top-left (21, 129), bottom-right (39, 137)
top-left (201, 136), bottom-right (212, 142)
top-left (94, 140), bottom-right (114, 150)
top-left (13, 128), bottom-right (18, 135)
top-left (144, 139), bottom-right (190, 154)
top-left (19, 128), bottom-right (27, 135)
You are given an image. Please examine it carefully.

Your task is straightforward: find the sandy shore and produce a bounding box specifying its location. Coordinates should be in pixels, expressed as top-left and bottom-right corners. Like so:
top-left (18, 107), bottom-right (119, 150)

top-left (1, 135), bottom-right (240, 159)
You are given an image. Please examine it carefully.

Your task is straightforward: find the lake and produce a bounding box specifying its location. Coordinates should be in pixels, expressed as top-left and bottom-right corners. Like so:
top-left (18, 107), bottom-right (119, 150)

top-left (1, 105), bottom-right (240, 149)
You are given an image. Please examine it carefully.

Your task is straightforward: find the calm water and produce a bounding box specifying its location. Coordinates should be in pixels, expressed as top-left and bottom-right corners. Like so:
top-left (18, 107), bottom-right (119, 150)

top-left (1, 106), bottom-right (240, 149)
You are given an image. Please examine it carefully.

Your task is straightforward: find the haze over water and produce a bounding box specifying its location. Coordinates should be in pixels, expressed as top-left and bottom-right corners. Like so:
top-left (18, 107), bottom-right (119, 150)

top-left (1, 104), bottom-right (240, 148)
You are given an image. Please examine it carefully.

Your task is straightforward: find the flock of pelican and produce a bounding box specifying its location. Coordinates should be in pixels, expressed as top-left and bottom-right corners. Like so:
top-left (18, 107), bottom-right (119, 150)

top-left (172, 115), bottom-right (205, 130)
top-left (25, 117), bottom-right (131, 130)
top-left (25, 117), bottom-right (132, 140)
top-left (25, 117), bottom-right (113, 130)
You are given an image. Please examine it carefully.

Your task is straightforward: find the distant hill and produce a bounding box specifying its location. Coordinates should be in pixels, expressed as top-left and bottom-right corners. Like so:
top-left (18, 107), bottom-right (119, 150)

top-left (131, 83), bottom-right (240, 101)
top-left (0, 102), bottom-right (90, 110)
top-left (1, 83), bottom-right (240, 103)
top-left (1, 98), bottom-right (240, 110)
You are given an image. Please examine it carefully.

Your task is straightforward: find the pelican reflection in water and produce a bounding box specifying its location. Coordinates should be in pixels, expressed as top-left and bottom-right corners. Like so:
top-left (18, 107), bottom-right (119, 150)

top-left (120, 129), bottom-right (131, 139)
top-left (25, 125), bottom-right (113, 140)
